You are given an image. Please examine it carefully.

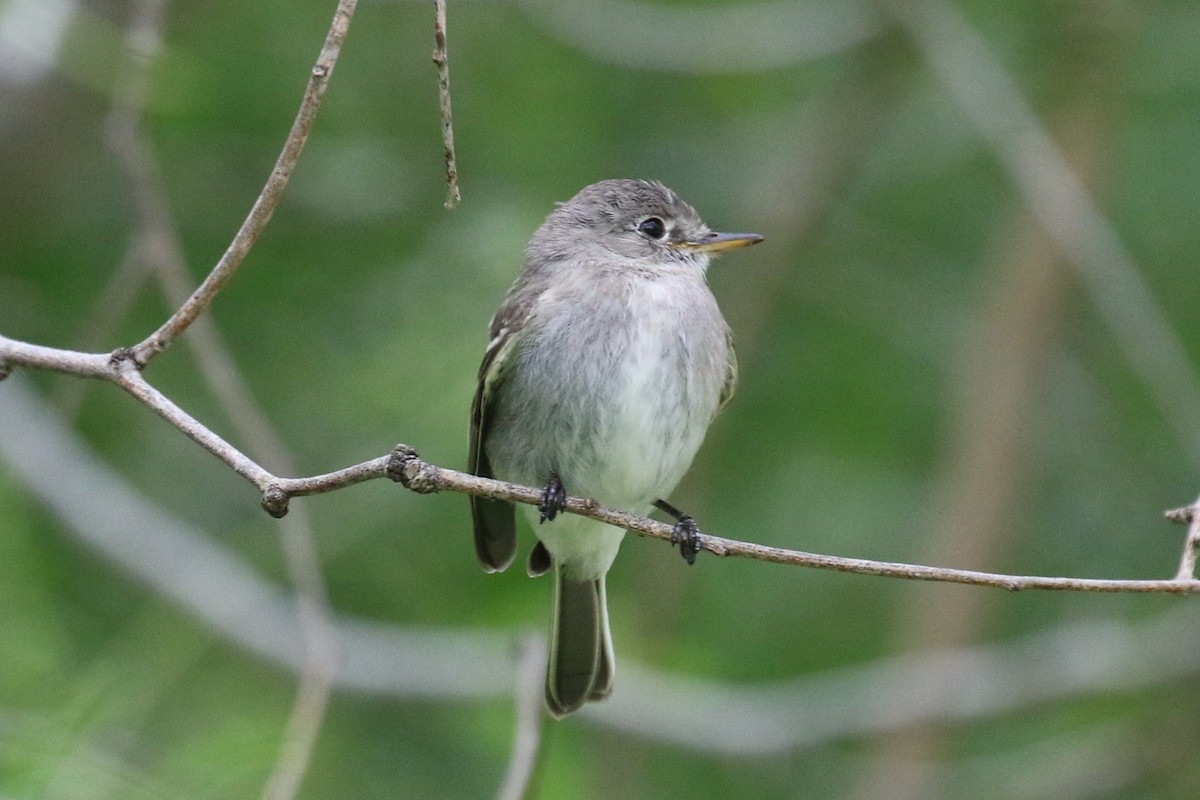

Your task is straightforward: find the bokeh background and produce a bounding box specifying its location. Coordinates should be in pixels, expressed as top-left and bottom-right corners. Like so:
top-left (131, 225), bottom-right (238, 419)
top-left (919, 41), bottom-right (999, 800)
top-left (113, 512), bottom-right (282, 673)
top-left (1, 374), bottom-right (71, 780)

top-left (3, 0), bottom-right (1200, 797)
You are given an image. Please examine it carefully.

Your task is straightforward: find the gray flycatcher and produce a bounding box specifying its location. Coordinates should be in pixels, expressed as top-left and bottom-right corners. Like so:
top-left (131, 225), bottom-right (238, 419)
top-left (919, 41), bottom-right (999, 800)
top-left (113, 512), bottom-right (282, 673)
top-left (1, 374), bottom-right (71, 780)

top-left (469, 179), bottom-right (762, 717)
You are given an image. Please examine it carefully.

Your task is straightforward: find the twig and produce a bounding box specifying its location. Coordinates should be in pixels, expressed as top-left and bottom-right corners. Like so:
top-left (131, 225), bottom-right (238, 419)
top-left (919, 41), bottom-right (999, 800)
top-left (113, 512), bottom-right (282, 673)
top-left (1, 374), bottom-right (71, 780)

top-left (0, 339), bottom-right (111, 377)
top-left (382, 444), bottom-right (1200, 594)
top-left (266, 457), bottom-right (393, 512)
top-left (1172, 495), bottom-right (1200, 581)
top-left (433, 0), bottom-right (460, 208)
top-left (1, 331), bottom-right (1198, 595)
top-left (130, 0), bottom-right (358, 366)
top-left (111, 351), bottom-right (275, 488)
top-left (1164, 505), bottom-right (1195, 525)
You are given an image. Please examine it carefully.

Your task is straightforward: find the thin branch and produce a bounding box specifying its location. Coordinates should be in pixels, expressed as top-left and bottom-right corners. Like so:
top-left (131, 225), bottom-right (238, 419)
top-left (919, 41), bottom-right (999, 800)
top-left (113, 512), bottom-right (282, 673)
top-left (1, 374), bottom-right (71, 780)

top-left (1173, 494), bottom-right (1200, 581)
top-left (130, 0), bottom-right (358, 366)
top-left (266, 457), bottom-right (393, 513)
top-left (109, 352), bottom-right (274, 488)
top-left (592, 609), bottom-right (1200, 754)
top-left (0, 373), bottom-right (513, 700)
top-left (0, 338), bottom-right (111, 378)
top-left (432, 0), bottom-right (460, 208)
top-left (385, 445), bottom-right (1200, 594)
top-left (3, 333), bottom-right (1198, 594)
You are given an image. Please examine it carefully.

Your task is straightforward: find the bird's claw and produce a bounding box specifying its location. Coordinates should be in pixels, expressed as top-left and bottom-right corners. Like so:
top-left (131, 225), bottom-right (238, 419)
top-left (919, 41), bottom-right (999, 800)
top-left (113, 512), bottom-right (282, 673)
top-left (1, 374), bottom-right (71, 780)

top-left (670, 515), bottom-right (701, 565)
top-left (539, 475), bottom-right (567, 523)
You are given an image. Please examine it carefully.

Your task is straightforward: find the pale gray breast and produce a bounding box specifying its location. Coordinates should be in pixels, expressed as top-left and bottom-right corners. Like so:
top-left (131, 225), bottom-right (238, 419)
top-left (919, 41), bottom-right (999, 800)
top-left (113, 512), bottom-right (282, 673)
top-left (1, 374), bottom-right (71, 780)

top-left (486, 266), bottom-right (728, 508)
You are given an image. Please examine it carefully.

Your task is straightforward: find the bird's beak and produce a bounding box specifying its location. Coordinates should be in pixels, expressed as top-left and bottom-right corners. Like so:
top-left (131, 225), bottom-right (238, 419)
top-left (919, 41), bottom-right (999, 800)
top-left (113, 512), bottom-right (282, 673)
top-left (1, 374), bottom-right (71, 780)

top-left (675, 231), bottom-right (764, 254)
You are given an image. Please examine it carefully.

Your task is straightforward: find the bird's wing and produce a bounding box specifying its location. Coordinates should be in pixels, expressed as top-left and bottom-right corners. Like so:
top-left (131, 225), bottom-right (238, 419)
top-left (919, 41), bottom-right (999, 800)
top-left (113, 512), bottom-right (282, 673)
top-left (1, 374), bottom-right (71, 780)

top-left (468, 297), bottom-right (533, 572)
top-left (717, 326), bottom-right (738, 414)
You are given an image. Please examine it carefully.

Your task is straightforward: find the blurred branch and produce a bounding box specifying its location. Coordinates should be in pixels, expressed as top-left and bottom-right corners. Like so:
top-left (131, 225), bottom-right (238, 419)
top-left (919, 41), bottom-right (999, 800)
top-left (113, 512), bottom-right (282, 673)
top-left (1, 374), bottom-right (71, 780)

top-left (881, 0), bottom-right (1200, 467)
top-left (101, 4), bottom-right (345, 797)
top-left (52, 0), bottom-right (162, 417)
top-left (495, 634), bottom-right (547, 800)
top-left (260, 568), bottom-right (337, 800)
top-left (0, 0), bottom-right (77, 85)
top-left (432, 0), bottom-right (460, 208)
top-left (853, 13), bottom-right (1124, 794)
top-left (914, 722), bottom-right (1139, 798)
top-left (594, 607), bottom-right (1200, 755)
top-left (519, 0), bottom-right (885, 73)
top-left (4, 373), bottom-right (1199, 757)
top-left (1, 335), bottom-right (1196, 593)
top-left (129, 0), bottom-right (357, 367)
top-left (0, 374), bottom-right (513, 697)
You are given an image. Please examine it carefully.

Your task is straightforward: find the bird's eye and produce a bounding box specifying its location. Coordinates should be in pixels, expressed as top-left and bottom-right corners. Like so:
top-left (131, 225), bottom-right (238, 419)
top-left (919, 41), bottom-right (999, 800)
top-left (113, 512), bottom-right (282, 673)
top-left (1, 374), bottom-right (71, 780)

top-left (637, 217), bottom-right (666, 240)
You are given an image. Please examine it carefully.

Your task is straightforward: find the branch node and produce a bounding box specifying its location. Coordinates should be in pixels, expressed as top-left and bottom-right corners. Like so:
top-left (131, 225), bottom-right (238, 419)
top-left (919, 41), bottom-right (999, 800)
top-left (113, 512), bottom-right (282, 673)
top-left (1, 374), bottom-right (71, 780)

top-left (262, 484), bottom-right (290, 518)
top-left (312, 61), bottom-right (331, 79)
top-left (387, 444), bottom-right (440, 494)
top-left (109, 346), bottom-right (139, 369)
top-left (385, 444), bottom-right (417, 482)
top-left (1164, 505), bottom-right (1196, 525)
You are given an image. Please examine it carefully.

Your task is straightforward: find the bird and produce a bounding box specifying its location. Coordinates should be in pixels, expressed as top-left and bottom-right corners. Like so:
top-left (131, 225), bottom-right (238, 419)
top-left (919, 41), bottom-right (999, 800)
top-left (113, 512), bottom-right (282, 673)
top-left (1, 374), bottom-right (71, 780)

top-left (468, 179), bottom-right (762, 717)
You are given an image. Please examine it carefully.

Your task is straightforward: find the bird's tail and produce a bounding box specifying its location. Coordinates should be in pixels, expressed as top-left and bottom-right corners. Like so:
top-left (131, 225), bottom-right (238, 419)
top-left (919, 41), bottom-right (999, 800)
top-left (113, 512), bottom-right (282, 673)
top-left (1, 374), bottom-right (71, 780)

top-left (546, 568), bottom-right (614, 717)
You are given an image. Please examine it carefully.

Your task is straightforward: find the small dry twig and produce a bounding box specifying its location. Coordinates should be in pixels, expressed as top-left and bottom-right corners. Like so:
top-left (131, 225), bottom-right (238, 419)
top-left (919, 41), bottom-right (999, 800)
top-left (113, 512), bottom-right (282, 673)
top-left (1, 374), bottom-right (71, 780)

top-left (1170, 497), bottom-right (1200, 581)
top-left (433, 0), bottom-right (460, 208)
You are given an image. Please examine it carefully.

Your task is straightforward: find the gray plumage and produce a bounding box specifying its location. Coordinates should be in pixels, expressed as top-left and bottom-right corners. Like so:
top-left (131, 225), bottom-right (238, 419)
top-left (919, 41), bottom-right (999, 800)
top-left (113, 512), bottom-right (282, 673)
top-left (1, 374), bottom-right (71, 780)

top-left (468, 179), bottom-right (761, 717)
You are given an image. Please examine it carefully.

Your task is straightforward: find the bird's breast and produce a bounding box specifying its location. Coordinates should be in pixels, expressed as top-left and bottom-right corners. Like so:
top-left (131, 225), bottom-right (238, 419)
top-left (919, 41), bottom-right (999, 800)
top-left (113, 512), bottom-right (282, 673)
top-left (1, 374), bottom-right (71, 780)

top-left (489, 271), bottom-right (728, 511)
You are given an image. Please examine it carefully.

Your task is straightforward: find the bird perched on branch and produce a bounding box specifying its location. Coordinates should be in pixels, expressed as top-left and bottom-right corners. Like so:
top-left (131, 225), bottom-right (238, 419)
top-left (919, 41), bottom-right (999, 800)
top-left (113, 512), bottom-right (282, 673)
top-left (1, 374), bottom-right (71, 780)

top-left (469, 179), bottom-right (762, 716)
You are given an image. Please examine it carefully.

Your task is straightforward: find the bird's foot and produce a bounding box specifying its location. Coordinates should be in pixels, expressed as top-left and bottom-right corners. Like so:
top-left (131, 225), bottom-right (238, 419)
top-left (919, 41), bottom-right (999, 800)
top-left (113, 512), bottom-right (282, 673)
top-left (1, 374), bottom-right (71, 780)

top-left (670, 515), bottom-right (701, 565)
top-left (654, 499), bottom-right (702, 565)
top-left (539, 474), bottom-right (567, 523)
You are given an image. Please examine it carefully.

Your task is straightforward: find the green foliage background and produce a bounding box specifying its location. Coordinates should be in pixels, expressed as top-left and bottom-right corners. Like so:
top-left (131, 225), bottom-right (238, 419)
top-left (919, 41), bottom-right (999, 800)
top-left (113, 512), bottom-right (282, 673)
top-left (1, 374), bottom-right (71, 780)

top-left (3, 0), bottom-right (1200, 797)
